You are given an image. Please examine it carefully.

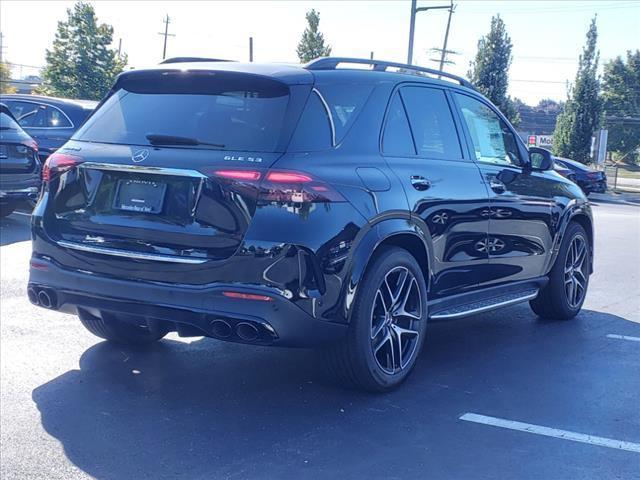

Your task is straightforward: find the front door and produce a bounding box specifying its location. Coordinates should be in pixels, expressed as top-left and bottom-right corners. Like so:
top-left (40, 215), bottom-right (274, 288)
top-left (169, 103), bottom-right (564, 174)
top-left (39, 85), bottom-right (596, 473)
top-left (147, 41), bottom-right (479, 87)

top-left (453, 93), bottom-right (556, 287)
top-left (381, 85), bottom-right (491, 299)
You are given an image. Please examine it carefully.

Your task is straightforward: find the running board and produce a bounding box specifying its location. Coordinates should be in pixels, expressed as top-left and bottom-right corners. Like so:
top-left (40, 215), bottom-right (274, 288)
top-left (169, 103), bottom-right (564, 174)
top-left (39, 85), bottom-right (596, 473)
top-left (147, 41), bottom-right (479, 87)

top-left (429, 289), bottom-right (539, 320)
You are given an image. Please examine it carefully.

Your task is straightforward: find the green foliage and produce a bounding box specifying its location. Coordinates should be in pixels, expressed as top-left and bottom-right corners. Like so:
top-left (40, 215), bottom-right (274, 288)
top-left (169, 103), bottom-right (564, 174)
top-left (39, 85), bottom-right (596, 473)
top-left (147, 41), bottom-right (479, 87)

top-left (37, 2), bottom-right (126, 100)
top-left (296, 9), bottom-right (332, 63)
top-left (602, 50), bottom-right (640, 163)
top-left (468, 15), bottom-right (519, 126)
top-left (553, 17), bottom-right (601, 163)
top-left (0, 61), bottom-right (17, 94)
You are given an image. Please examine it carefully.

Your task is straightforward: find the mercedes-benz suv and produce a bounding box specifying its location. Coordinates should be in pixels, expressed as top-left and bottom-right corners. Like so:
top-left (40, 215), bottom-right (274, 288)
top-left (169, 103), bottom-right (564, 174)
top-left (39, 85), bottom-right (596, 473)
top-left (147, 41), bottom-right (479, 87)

top-left (28, 58), bottom-right (593, 391)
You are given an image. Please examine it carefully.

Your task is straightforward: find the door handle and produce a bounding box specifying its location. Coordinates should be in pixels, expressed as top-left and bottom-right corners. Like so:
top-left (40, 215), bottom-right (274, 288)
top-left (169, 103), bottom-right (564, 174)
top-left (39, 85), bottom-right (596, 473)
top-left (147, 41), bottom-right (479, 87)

top-left (410, 175), bottom-right (431, 191)
top-left (488, 178), bottom-right (506, 194)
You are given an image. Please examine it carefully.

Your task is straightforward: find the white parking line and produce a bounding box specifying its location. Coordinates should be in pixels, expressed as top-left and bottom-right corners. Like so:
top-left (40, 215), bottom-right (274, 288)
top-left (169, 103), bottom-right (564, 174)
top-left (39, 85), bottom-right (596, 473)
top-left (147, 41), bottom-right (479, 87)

top-left (606, 334), bottom-right (640, 342)
top-left (459, 413), bottom-right (640, 453)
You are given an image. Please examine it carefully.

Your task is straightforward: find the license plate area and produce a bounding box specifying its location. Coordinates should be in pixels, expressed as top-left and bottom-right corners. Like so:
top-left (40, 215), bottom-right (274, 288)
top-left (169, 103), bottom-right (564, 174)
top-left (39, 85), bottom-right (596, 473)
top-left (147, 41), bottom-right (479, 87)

top-left (113, 179), bottom-right (167, 214)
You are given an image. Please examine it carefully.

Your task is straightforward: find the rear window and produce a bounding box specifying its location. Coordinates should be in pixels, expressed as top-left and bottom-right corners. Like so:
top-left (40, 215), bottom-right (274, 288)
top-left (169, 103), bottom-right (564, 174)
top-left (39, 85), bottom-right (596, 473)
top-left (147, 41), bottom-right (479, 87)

top-left (73, 71), bottom-right (290, 152)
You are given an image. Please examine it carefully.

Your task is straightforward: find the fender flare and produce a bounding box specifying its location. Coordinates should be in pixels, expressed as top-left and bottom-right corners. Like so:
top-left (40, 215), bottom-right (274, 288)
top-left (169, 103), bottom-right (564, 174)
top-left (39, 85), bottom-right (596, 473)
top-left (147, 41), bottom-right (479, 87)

top-left (546, 200), bottom-right (594, 274)
top-left (340, 215), bottom-right (433, 323)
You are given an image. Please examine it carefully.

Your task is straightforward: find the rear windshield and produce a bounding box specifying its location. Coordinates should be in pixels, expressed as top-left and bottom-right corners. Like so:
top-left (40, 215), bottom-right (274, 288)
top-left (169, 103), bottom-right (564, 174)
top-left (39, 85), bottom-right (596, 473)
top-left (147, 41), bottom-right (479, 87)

top-left (73, 71), bottom-right (290, 152)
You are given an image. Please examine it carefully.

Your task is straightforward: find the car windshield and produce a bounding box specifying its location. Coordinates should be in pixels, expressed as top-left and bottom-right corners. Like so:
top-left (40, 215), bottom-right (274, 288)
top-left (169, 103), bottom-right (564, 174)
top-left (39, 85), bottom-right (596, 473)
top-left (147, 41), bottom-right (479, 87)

top-left (0, 112), bottom-right (20, 130)
top-left (73, 71), bottom-right (291, 152)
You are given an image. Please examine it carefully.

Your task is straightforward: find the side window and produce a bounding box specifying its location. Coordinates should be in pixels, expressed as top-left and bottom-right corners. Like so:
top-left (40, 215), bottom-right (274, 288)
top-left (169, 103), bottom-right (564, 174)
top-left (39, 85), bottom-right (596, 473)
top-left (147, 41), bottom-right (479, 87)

top-left (382, 92), bottom-right (416, 156)
top-left (288, 90), bottom-right (332, 151)
top-left (314, 83), bottom-right (374, 144)
top-left (400, 87), bottom-right (462, 160)
top-left (45, 106), bottom-right (72, 128)
top-left (455, 94), bottom-right (523, 167)
top-left (5, 102), bottom-right (71, 128)
top-left (6, 101), bottom-right (42, 127)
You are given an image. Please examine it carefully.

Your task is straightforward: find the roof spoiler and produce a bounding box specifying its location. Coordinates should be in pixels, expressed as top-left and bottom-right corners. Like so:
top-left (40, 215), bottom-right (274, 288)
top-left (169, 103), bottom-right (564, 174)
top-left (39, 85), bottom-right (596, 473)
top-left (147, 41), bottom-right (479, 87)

top-left (160, 57), bottom-right (236, 64)
top-left (305, 57), bottom-right (474, 90)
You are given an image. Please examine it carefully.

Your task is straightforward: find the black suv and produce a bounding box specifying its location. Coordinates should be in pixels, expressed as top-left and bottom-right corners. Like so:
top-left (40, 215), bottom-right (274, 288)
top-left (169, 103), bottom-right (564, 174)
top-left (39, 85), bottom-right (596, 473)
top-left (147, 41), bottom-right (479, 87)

top-left (28, 58), bottom-right (593, 391)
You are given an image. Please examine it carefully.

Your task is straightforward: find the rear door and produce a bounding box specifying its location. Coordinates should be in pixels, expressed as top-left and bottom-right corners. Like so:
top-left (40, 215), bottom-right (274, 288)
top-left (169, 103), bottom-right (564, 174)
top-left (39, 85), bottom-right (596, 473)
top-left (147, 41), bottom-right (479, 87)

top-left (452, 92), bottom-right (556, 286)
top-left (381, 85), bottom-right (490, 299)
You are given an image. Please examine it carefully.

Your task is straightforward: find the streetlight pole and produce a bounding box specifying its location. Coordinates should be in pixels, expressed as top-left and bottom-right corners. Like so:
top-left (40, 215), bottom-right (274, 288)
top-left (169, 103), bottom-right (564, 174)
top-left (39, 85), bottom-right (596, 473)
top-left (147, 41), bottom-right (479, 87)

top-left (407, 1), bottom-right (450, 65)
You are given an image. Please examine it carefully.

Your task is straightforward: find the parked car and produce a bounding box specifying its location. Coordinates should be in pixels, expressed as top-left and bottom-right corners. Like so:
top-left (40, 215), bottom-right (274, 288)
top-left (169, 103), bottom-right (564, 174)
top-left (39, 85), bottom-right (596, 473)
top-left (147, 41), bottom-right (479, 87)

top-left (553, 160), bottom-right (578, 183)
top-left (28, 58), bottom-right (593, 391)
top-left (0, 94), bottom-right (97, 162)
top-left (0, 104), bottom-right (41, 218)
top-left (553, 156), bottom-right (607, 195)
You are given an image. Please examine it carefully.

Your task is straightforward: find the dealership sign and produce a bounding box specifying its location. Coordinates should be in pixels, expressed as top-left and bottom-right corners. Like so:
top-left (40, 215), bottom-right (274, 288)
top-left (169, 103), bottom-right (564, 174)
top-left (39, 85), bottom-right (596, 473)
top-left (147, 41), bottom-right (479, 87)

top-left (528, 135), bottom-right (554, 147)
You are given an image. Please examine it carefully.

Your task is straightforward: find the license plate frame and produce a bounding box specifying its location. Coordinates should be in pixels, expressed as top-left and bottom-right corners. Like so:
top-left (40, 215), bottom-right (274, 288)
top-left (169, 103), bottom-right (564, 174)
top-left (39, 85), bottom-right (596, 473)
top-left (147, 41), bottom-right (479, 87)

top-left (113, 178), bottom-right (167, 214)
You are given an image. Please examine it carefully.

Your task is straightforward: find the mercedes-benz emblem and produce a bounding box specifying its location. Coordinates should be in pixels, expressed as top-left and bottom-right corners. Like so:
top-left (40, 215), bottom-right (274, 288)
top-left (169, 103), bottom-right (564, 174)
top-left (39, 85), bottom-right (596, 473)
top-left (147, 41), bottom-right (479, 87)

top-left (131, 149), bottom-right (149, 163)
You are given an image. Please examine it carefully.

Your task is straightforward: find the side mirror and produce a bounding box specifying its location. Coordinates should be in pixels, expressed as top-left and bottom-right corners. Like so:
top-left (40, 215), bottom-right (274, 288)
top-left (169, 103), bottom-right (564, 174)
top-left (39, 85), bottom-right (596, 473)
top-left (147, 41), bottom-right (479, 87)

top-left (528, 147), bottom-right (554, 171)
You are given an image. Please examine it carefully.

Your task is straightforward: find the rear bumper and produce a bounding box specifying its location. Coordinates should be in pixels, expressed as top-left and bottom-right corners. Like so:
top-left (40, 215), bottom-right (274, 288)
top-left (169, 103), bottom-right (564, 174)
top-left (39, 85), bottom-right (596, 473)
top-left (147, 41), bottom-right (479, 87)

top-left (28, 256), bottom-right (347, 347)
top-left (0, 173), bottom-right (41, 204)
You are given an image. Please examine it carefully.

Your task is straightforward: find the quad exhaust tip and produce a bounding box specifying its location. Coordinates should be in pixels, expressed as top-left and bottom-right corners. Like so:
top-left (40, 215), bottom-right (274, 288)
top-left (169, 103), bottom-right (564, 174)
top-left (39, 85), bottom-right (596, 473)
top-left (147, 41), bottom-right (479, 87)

top-left (37, 290), bottom-right (53, 308)
top-left (210, 319), bottom-right (232, 338)
top-left (27, 287), bottom-right (39, 305)
top-left (236, 322), bottom-right (259, 342)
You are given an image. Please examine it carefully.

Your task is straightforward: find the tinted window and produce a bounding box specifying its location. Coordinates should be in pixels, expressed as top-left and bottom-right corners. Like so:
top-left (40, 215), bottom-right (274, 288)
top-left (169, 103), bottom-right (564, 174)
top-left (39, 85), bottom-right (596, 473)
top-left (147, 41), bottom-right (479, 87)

top-left (74, 73), bottom-right (290, 152)
top-left (289, 90), bottom-right (332, 151)
top-left (382, 92), bottom-right (415, 156)
top-left (0, 112), bottom-right (20, 130)
top-left (315, 83), bottom-right (373, 144)
top-left (7, 101), bottom-right (42, 127)
top-left (400, 87), bottom-right (462, 160)
top-left (46, 107), bottom-right (72, 127)
top-left (456, 94), bottom-right (523, 167)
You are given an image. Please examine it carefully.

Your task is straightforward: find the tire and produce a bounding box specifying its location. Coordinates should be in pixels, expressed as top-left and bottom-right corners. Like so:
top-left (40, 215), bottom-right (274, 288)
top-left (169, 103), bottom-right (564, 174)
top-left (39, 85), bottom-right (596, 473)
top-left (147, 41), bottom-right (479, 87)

top-left (0, 205), bottom-right (16, 218)
top-left (323, 247), bottom-right (428, 392)
top-left (78, 308), bottom-right (167, 345)
top-left (530, 222), bottom-right (590, 320)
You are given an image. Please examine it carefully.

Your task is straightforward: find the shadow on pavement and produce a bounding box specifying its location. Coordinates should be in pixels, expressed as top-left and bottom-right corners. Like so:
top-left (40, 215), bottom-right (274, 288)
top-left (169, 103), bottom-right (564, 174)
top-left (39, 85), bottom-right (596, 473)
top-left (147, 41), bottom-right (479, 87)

top-left (0, 211), bottom-right (31, 246)
top-left (32, 307), bottom-right (640, 480)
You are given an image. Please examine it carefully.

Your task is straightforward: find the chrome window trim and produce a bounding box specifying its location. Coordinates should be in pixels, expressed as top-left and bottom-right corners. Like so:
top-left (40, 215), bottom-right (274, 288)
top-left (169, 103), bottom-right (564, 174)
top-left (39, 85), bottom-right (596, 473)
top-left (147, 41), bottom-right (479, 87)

top-left (79, 162), bottom-right (208, 178)
top-left (56, 240), bottom-right (208, 264)
top-left (311, 88), bottom-right (336, 147)
top-left (5, 99), bottom-right (75, 129)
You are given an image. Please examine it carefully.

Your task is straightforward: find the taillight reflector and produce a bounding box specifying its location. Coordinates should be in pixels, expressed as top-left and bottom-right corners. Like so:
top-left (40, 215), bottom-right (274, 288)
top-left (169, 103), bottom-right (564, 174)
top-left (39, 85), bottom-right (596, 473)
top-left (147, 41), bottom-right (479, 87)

top-left (214, 170), bottom-right (262, 181)
top-left (266, 171), bottom-right (313, 183)
top-left (222, 291), bottom-right (273, 302)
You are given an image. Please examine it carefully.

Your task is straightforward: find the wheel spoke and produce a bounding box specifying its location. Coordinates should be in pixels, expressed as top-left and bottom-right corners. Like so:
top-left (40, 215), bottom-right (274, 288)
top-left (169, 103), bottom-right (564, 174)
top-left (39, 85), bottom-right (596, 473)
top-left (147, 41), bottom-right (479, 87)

top-left (394, 277), bottom-right (421, 320)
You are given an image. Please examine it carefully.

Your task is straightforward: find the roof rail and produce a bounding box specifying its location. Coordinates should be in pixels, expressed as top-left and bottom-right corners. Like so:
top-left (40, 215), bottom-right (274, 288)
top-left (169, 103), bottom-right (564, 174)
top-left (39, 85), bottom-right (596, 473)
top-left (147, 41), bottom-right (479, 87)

top-left (160, 57), bottom-right (235, 65)
top-left (305, 57), bottom-right (474, 89)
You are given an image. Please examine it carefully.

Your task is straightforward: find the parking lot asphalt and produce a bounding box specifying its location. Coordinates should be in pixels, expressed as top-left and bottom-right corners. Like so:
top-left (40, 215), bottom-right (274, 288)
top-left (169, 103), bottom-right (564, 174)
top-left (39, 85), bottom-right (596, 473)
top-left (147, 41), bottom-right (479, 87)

top-left (1, 200), bottom-right (639, 480)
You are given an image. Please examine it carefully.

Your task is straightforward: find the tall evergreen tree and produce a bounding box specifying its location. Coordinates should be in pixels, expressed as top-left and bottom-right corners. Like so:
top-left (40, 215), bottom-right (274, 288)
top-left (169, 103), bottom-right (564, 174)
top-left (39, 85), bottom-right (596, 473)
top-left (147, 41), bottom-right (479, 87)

top-left (0, 62), bottom-right (16, 94)
top-left (468, 15), bottom-right (519, 125)
top-left (601, 50), bottom-right (640, 162)
top-left (37, 2), bottom-right (126, 100)
top-left (296, 9), bottom-right (332, 63)
top-left (553, 17), bottom-right (601, 163)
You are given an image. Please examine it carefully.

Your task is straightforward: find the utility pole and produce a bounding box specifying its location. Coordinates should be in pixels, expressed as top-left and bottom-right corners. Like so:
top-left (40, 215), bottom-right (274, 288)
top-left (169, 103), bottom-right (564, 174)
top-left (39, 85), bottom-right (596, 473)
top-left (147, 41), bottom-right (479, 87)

top-left (438, 1), bottom-right (455, 72)
top-left (370, 51), bottom-right (374, 60)
top-left (0, 32), bottom-right (6, 63)
top-left (407, 0), bottom-right (450, 65)
top-left (249, 37), bottom-right (254, 62)
top-left (158, 15), bottom-right (175, 60)
top-left (117, 38), bottom-right (122, 60)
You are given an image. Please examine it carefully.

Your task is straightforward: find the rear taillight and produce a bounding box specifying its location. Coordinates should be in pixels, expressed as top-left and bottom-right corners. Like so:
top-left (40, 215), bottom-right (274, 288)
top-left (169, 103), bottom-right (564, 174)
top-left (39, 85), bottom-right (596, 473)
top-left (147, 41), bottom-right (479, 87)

top-left (207, 168), bottom-right (345, 203)
top-left (260, 170), bottom-right (345, 203)
top-left (42, 153), bottom-right (83, 182)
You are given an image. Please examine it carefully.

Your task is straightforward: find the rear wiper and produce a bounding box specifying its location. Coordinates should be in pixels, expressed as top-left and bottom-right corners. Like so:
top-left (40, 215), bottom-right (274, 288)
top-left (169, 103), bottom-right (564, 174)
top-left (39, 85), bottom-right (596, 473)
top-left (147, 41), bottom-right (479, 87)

top-left (145, 134), bottom-right (225, 148)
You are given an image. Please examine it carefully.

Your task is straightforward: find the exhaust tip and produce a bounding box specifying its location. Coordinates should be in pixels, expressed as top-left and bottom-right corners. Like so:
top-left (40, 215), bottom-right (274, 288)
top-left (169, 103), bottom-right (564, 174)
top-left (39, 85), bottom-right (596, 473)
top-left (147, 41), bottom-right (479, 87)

top-left (27, 287), bottom-right (39, 305)
top-left (210, 319), bottom-right (232, 338)
top-left (38, 290), bottom-right (53, 309)
top-left (236, 322), bottom-right (259, 342)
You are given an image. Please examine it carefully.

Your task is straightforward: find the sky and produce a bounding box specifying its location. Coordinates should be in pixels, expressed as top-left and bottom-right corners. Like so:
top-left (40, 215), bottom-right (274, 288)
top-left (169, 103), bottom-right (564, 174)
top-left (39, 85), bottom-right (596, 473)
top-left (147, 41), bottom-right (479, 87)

top-left (1, 0), bottom-right (639, 104)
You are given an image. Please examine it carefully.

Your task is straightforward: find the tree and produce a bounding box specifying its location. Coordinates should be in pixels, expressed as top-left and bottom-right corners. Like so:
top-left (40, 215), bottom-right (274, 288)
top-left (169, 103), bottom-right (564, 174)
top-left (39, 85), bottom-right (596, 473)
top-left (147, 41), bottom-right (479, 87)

top-left (296, 9), bottom-right (331, 63)
top-left (0, 61), bottom-right (17, 94)
top-left (553, 17), bottom-right (601, 163)
top-left (601, 50), bottom-right (640, 163)
top-left (468, 15), bottom-right (519, 125)
top-left (37, 2), bottom-right (126, 100)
